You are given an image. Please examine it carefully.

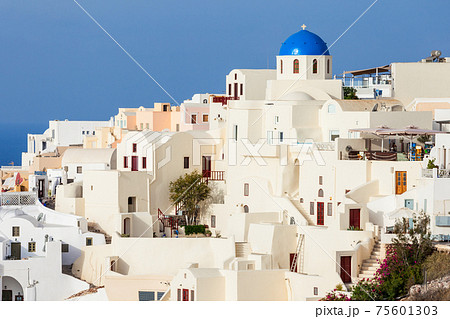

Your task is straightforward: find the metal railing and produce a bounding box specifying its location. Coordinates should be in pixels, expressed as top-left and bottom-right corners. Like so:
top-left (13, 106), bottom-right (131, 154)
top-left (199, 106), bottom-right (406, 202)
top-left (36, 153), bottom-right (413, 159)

top-left (1, 166), bottom-right (26, 171)
top-left (421, 168), bottom-right (450, 178)
top-left (0, 192), bottom-right (38, 206)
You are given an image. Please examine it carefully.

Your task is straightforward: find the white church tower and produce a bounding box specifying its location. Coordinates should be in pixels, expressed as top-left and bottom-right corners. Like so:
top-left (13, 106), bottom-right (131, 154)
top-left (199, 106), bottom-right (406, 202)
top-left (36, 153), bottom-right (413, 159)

top-left (277, 25), bottom-right (333, 81)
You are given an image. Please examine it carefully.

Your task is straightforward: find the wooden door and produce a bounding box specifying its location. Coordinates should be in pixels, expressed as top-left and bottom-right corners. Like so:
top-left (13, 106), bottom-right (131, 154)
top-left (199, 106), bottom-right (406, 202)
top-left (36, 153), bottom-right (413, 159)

top-left (11, 242), bottom-right (21, 260)
top-left (2, 290), bottom-right (12, 301)
top-left (182, 289), bottom-right (189, 301)
top-left (202, 156), bottom-right (211, 177)
top-left (131, 156), bottom-right (138, 171)
top-left (340, 256), bottom-right (352, 283)
top-left (317, 202), bottom-right (324, 225)
top-left (289, 253), bottom-right (298, 272)
top-left (349, 209), bottom-right (360, 229)
top-left (395, 171), bottom-right (407, 195)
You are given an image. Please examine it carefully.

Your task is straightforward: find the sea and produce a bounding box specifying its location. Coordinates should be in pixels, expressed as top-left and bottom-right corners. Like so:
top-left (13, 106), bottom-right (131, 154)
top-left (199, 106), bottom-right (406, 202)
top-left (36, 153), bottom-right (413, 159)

top-left (0, 122), bottom-right (48, 167)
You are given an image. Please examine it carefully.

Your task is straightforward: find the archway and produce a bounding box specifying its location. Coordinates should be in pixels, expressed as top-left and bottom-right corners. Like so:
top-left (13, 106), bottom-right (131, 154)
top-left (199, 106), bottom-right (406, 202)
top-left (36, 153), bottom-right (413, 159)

top-left (2, 276), bottom-right (24, 301)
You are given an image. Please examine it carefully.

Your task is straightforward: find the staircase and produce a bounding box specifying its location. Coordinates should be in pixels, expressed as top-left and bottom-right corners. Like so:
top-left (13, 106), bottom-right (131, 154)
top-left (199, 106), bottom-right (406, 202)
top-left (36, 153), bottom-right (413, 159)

top-left (287, 196), bottom-right (314, 225)
top-left (235, 242), bottom-right (251, 258)
top-left (358, 240), bottom-right (381, 280)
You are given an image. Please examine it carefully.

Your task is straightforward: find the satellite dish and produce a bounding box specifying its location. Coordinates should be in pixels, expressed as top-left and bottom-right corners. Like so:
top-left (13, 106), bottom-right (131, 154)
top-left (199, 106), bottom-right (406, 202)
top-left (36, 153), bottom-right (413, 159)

top-left (431, 50), bottom-right (442, 58)
top-left (345, 145), bottom-right (353, 152)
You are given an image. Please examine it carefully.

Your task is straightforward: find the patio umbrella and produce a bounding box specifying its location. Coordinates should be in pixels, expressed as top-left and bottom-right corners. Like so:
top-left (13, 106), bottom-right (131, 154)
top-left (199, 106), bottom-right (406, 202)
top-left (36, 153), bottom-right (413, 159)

top-left (348, 126), bottom-right (391, 151)
top-left (377, 126), bottom-right (447, 160)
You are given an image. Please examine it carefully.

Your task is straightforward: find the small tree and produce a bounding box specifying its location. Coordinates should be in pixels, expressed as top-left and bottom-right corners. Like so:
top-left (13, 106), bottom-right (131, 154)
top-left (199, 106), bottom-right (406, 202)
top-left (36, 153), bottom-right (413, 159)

top-left (169, 171), bottom-right (210, 225)
top-left (343, 87), bottom-right (358, 100)
top-left (392, 210), bottom-right (434, 267)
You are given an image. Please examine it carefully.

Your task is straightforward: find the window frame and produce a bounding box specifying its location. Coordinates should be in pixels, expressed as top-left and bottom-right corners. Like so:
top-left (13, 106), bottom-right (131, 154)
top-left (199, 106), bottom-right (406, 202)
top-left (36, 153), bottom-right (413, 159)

top-left (28, 242), bottom-right (36, 252)
top-left (86, 237), bottom-right (93, 246)
top-left (312, 59), bottom-right (318, 74)
top-left (293, 59), bottom-right (299, 74)
top-left (184, 157), bottom-right (189, 169)
top-left (76, 166), bottom-right (82, 174)
top-left (244, 183), bottom-right (249, 196)
top-left (202, 114), bottom-right (209, 123)
top-left (12, 226), bottom-right (20, 237)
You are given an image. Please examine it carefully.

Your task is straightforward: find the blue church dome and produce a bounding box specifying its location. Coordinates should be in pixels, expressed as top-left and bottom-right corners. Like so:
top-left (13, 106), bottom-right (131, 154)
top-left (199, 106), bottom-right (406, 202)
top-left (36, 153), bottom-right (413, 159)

top-left (279, 29), bottom-right (330, 56)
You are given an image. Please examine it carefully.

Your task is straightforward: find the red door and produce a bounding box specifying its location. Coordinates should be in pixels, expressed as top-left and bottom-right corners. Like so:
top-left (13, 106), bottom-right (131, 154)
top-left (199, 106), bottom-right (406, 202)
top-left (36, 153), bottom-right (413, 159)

top-left (234, 83), bottom-right (238, 99)
top-left (182, 289), bottom-right (189, 301)
top-left (340, 256), bottom-right (352, 283)
top-left (131, 156), bottom-right (138, 171)
top-left (349, 209), bottom-right (360, 229)
top-left (289, 253), bottom-right (298, 272)
top-left (202, 156), bottom-right (211, 177)
top-left (317, 202), bottom-right (324, 225)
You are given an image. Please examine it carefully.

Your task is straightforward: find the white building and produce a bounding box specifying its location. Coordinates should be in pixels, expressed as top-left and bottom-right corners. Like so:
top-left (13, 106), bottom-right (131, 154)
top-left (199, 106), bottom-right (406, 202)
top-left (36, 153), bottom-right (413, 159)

top-left (0, 192), bottom-right (105, 300)
top-left (22, 119), bottom-right (113, 168)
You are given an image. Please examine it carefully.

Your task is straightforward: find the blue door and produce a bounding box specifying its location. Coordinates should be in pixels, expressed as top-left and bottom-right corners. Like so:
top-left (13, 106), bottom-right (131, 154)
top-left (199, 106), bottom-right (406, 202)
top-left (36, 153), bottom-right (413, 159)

top-left (404, 199), bottom-right (414, 210)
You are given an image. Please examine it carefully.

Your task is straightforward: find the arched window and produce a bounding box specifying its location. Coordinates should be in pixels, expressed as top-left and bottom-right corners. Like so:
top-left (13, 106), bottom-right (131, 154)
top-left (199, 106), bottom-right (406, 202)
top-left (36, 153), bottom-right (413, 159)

top-left (280, 60), bottom-right (283, 74)
top-left (313, 59), bottom-right (318, 74)
top-left (327, 59), bottom-right (330, 74)
top-left (203, 99), bottom-right (208, 104)
top-left (293, 59), bottom-right (299, 74)
top-left (244, 205), bottom-right (249, 213)
top-left (318, 189), bottom-right (324, 197)
top-left (290, 217), bottom-right (295, 225)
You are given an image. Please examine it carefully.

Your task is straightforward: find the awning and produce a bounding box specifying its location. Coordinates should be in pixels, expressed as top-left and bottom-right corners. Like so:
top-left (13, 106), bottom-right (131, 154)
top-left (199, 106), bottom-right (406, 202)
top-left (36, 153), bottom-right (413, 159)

top-left (343, 65), bottom-right (391, 76)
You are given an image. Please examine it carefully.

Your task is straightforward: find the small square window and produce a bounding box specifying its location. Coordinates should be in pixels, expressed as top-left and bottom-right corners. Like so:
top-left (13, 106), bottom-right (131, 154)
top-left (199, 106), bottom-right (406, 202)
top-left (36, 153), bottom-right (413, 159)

top-left (138, 291), bottom-right (155, 301)
top-left (77, 166), bottom-right (82, 174)
top-left (314, 287), bottom-right (319, 295)
top-left (28, 242), bottom-right (36, 252)
top-left (62, 243), bottom-right (69, 253)
top-left (86, 237), bottom-right (93, 246)
top-left (202, 114), bottom-right (209, 123)
top-left (191, 114), bottom-right (197, 124)
top-left (132, 143), bottom-right (137, 153)
top-left (12, 226), bottom-right (20, 237)
top-left (184, 157), bottom-right (189, 169)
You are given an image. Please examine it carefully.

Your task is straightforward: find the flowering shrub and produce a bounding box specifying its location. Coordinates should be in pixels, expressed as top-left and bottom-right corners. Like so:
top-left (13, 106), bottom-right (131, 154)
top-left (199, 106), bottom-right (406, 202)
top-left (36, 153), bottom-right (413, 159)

top-left (320, 289), bottom-right (351, 301)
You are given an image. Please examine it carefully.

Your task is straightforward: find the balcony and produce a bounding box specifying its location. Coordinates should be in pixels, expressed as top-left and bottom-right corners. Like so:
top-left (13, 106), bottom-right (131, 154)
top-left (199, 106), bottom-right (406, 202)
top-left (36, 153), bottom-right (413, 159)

top-left (212, 96), bottom-right (239, 106)
top-left (421, 168), bottom-right (450, 178)
top-left (202, 170), bottom-right (225, 184)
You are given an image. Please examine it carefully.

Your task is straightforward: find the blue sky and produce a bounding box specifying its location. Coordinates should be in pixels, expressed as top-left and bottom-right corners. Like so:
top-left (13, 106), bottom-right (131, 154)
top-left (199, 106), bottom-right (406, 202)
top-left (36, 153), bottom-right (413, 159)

top-left (0, 0), bottom-right (449, 126)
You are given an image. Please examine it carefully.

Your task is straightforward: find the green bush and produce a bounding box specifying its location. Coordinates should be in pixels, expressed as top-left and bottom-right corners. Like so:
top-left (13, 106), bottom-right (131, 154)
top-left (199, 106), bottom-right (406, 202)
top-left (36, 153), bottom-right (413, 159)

top-left (183, 225), bottom-right (206, 235)
top-left (423, 251), bottom-right (450, 281)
